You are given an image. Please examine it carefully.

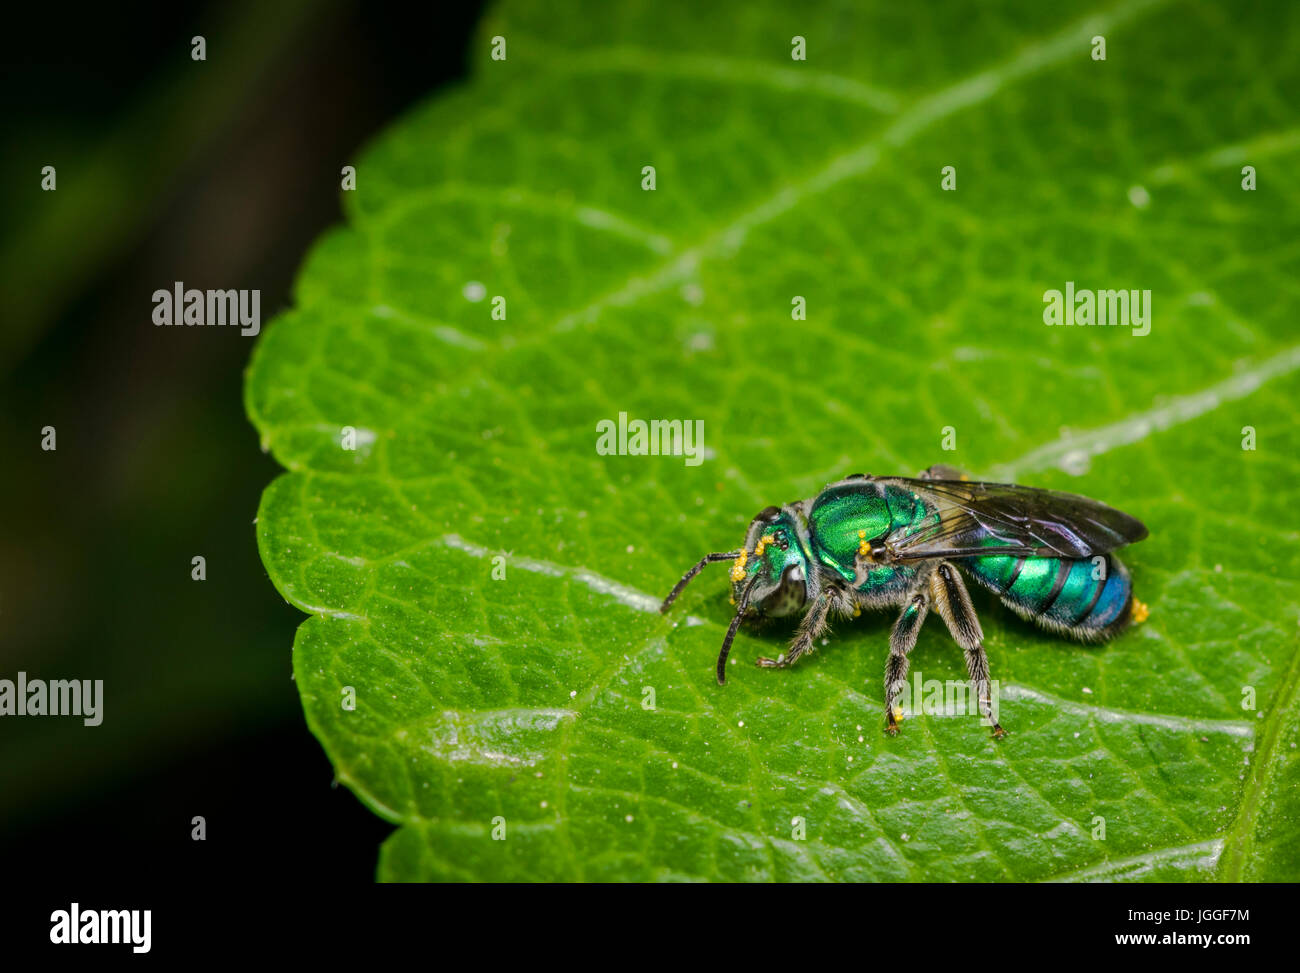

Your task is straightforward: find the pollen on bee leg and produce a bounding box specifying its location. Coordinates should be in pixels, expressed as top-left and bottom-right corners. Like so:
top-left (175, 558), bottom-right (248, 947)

top-left (890, 705), bottom-right (905, 724)
top-left (729, 549), bottom-right (749, 582)
top-left (1131, 598), bottom-right (1150, 624)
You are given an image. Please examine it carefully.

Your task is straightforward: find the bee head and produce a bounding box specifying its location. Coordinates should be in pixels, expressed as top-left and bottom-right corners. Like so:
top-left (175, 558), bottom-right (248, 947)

top-left (729, 505), bottom-right (808, 617)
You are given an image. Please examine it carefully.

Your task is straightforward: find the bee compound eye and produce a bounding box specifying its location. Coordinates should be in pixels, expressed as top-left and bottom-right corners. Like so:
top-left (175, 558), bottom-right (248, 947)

top-left (756, 505), bottom-right (781, 524)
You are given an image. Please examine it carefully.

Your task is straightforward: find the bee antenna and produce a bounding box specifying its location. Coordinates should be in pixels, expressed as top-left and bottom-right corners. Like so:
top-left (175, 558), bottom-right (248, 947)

top-left (716, 572), bottom-right (761, 685)
top-left (660, 551), bottom-right (741, 613)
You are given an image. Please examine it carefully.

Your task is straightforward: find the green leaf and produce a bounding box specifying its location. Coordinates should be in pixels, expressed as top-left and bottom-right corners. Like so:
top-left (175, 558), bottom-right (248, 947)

top-left (245, 0), bottom-right (1300, 881)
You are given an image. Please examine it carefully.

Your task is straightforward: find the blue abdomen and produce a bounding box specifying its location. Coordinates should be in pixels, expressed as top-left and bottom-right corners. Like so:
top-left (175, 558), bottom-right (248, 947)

top-left (961, 552), bottom-right (1132, 639)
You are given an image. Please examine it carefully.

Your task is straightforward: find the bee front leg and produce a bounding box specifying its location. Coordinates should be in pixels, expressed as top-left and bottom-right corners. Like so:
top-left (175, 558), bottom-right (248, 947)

top-left (929, 562), bottom-right (1005, 738)
top-left (756, 587), bottom-right (834, 670)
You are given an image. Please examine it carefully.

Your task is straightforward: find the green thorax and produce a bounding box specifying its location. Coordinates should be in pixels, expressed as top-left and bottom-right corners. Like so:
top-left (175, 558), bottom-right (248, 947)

top-left (806, 481), bottom-right (936, 590)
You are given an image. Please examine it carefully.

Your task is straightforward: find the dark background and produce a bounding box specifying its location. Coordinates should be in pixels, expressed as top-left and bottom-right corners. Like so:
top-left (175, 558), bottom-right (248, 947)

top-left (1, 0), bottom-right (485, 883)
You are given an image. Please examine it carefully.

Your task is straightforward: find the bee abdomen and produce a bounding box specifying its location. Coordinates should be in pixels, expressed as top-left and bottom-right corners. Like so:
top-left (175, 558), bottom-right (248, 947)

top-left (961, 552), bottom-right (1133, 640)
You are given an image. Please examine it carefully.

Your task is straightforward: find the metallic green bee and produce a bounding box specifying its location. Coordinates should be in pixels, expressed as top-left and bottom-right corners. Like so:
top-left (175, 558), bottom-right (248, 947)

top-left (660, 465), bottom-right (1149, 737)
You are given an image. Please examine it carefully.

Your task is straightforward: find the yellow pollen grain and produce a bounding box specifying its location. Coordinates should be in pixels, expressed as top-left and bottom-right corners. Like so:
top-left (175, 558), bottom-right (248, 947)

top-left (1131, 598), bottom-right (1150, 624)
top-left (857, 529), bottom-right (870, 558)
top-left (730, 549), bottom-right (749, 582)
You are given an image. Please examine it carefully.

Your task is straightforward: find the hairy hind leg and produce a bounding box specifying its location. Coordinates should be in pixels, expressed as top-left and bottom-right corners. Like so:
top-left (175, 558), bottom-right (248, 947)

top-left (884, 579), bottom-right (931, 735)
top-left (929, 562), bottom-right (1005, 738)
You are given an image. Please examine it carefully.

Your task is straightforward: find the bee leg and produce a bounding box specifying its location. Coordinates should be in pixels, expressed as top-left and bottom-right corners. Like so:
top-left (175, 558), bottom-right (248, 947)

top-left (929, 562), bottom-right (1005, 738)
top-left (884, 584), bottom-right (931, 735)
top-left (756, 587), bottom-right (835, 670)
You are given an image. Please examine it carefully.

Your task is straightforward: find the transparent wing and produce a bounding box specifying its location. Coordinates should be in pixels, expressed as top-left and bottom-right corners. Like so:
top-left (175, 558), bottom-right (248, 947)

top-left (878, 476), bottom-right (1149, 561)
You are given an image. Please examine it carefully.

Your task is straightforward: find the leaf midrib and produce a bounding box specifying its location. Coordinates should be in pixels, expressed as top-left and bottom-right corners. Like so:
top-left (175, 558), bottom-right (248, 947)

top-left (1218, 631), bottom-right (1300, 880)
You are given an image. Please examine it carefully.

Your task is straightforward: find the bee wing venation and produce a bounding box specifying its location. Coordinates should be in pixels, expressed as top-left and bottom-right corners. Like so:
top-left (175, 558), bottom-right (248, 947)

top-left (878, 477), bottom-right (1149, 561)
